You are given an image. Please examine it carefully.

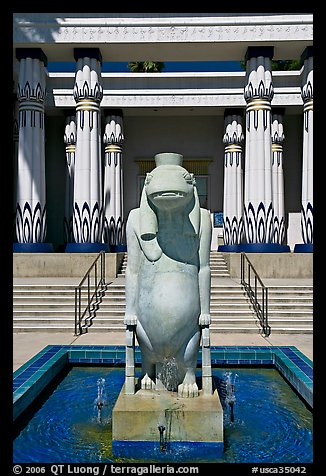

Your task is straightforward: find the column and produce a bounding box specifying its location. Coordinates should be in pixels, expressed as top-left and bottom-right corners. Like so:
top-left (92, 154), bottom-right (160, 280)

top-left (241, 46), bottom-right (288, 252)
top-left (295, 47), bottom-right (313, 252)
top-left (14, 48), bottom-right (53, 252)
top-left (271, 108), bottom-right (287, 247)
top-left (66, 48), bottom-right (108, 252)
top-left (63, 111), bottom-right (76, 244)
top-left (13, 82), bottom-right (19, 226)
top-left (103, 110), bottom-right (126, 251)
top-left (219, 109), bottom-right (244, 252)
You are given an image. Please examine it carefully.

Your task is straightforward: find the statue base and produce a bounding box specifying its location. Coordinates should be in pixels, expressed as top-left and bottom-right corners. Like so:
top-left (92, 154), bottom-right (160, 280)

top-left (112, 384), bottom-right (224, 461)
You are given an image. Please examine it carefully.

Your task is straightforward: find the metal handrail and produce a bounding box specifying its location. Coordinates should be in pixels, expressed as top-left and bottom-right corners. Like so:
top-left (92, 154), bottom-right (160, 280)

top-left (74, 251), bottom-right (107, 335)
top-left (240, 252), bottom-right (271, 337)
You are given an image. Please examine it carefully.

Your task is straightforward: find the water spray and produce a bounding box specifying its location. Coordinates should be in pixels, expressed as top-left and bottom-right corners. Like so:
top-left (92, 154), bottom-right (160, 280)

top-left (224, 372), bottom-right (238, 423)
top-left (158, 424), bottom-right (166, 451)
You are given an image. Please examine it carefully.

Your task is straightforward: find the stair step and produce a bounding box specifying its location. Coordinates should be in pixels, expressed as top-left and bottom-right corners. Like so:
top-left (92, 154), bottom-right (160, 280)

top-left (13, 251), bottom-right (313, 334)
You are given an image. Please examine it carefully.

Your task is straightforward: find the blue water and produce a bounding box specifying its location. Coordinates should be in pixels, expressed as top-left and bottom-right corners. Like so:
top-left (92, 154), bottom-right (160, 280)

top-left (13, 366), bottom-right (313, 463)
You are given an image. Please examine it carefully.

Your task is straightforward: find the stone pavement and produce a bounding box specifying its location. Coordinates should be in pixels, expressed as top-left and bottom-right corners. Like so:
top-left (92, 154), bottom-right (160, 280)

top-left (13, 330), bottom-right (313, 372)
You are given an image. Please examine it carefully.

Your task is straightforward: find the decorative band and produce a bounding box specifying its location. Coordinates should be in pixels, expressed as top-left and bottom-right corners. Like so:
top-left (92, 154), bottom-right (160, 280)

top-left (246, 99), bottom-right (271, 112)
top-left (66, 145), bottom-right (76, 153)
top-left (272, 144), bottom-right (283, 152)
top-left (76, 99), bottom-right (100, 112)
top-left (19, 101), bottom-right (44, 112)
top-left (225, 145), bottom-right (242, 153)
top-left (105, 144), bottom-right (122, 154)
top-left (303, 99), bottom-right (313, 112)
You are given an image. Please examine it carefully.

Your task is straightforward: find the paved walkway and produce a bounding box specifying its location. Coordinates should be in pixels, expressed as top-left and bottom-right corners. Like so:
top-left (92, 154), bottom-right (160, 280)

top-left (13, 330), bottom-right (313, 372)
top-left (13, 275), bottom-right (313, 371)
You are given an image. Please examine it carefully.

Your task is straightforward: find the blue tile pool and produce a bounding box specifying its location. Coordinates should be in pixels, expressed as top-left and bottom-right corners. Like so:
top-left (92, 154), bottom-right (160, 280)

top-left (13, 345), bottom-right (313, 463)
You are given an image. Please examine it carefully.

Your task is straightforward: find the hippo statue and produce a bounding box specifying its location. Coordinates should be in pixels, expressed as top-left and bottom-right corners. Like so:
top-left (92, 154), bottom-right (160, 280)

top-left (124, 153), bottom-right (212, 398)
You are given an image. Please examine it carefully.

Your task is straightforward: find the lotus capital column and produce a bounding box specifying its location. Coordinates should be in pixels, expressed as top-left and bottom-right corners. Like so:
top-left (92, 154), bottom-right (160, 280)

top-left (103, 110), bottom-right (126, 251)
top-left (66, 48), bottom-right (108, 252)
top-left (219, 109), bottom-right (244, 252)
top-left (241, 46), bottom-right (289, 252)
top-left (14, 48), bottom-right (53, 252)
top-left (295, 47), bottom-right (313, 252)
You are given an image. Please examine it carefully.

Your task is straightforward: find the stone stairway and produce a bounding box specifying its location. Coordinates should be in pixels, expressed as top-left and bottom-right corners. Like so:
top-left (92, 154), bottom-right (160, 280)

top-left (13, 253), bottom-right (313, 334)
top-left (13, 284), bottom-right (76, 332)
top-left (259, 286), bottom-right (313, 333)
top-left (117, 251), bottom-right (230, 278)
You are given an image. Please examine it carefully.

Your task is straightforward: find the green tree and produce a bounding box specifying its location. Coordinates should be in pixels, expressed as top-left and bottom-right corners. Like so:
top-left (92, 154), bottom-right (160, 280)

top-left (240, 59), bottom-right (301, 71)
top-left (270, 60), bottom-right (301, 71)
top-left (128, 61), bottom-right (165, 72)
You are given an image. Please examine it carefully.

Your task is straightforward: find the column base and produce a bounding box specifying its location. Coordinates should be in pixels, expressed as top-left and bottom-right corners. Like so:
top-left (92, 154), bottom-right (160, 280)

top-left (13, 243), bottom-right (54, 253)
top-left (65, 243), bottom-right (110, 253)
top-left (294, 243), bottom-right (313, 253)
top-left (237, 243), bottom-right (291, 253)
top-left (217, 244), bottom-right (241, 252)
top-left (110, 244), bottom-right (127, 252)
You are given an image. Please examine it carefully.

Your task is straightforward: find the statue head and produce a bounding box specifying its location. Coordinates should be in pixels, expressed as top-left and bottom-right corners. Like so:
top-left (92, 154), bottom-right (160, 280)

top-left (139, 153), bottom-right (201, 243)
top-left (145, 154), bottom-right (195, 212)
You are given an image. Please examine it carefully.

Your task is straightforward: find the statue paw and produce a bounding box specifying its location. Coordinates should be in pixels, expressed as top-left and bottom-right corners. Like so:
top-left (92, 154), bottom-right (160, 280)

top-left (178, 382), bottom-right (199, 398)
top-left (141, 373), bottom-right (155, 390)
top-left (124, 314), bottom-right (137, 326)
top-left (199, 313), bottom-right (211, 326)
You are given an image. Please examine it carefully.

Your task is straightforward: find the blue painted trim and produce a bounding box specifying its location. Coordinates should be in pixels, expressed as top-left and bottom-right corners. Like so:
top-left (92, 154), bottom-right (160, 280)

top-left (13, 243), bottom-right (54, 253)
top-left (65, 242), bottom-right (110, 253)
top-left (237, 243), bottom-right (290, 253)
top-left (110, 245), bottom-right (127, 252)
top-left (13, 345), bottom-right (313, 421)
top-left (217, 244), bottom-right (241, 252)
top-left (112, 440), bottom-right (224, 461)
top-left (294, 243), bottom-right (313, 253)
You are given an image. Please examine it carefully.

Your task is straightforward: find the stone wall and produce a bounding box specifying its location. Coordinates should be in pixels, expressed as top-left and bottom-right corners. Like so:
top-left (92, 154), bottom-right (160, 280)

top-left (223, 252), bottom-right (313, 279)
top-left (13, 253), bottom-right (125, 279)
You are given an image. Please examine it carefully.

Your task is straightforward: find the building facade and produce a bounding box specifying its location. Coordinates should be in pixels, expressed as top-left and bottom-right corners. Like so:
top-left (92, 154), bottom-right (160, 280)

top-left (12, 13), bottom-right (313, 252)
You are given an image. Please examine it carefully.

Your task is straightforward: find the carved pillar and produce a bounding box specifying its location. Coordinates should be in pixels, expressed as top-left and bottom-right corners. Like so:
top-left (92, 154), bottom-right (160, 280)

top-left (103, 110), bottom-right (126, 251)
top-left (66, 48), bottom-right (108, 252)
top-left (295, 47), bottom-right (313, 252)
top-left (241, 46), bottom-right (289, 252)
top-left (63, 111), bottom-right (76, 243)
top-left (13, 82), bottom-right (19, 226)
top-left (14, 48), bottom-right (53, 252)
top-left (271, 108), bottom-right (286, 245)
top-left (219, 109), bottom-right (244, 251)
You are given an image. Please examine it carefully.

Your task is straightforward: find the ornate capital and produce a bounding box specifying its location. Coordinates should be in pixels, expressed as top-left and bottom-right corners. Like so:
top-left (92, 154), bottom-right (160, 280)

top-left (73, 56), bottom-right (103, 105)
top-left (271, 114), bottom-right (285, 145)
top-left (64, 115), bottom-right (77, 145)
top-left (244, 51), bottom-right (274, 103)
top-left (223, 114), bottom-right (244, 146)
top-left (103, 111), bottom-right (124, 146)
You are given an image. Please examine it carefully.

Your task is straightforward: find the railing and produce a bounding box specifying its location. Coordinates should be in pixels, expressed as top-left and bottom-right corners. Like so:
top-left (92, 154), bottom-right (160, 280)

top-left (74, 251), bottom-right (107, 335)
top-left (240, 252), bottom-right (271, 337)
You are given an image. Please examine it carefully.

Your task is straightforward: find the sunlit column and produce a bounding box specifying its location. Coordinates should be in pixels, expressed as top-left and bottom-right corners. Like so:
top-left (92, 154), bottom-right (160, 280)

top-left (219, 109), bottom-right (244, 251)
top-left (295, 47), bottom-right (313, 252)
top-left (14, 48), bottom-right (53, 252)
top-left (67, 48), bottom-right (108, 252)
top-left (271, 108), bottom-right (286, 245)
top-left (103, 109), bottom-right (126, 251)
top-left (242, 46), bottom-right (284, 252)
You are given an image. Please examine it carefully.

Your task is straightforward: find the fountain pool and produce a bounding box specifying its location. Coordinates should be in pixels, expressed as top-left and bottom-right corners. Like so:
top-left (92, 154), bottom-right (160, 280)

top-left (13, 345), bottom-right (313, 464)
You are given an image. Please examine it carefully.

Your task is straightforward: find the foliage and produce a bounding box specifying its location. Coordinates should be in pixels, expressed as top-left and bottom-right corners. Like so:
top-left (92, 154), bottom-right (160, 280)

top-left (128, 61), bottom-right (165, 72)
top-left (239, 59), bottom-right (301, 71)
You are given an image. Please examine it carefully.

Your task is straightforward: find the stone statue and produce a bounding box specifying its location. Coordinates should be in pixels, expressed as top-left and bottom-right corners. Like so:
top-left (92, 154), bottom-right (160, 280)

top-left (124, 153), bottom-right (212, 397)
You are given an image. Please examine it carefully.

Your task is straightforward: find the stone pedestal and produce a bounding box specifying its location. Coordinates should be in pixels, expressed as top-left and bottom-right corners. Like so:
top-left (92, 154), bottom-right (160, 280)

top-left (112, 384), bottom-right (224, 461)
